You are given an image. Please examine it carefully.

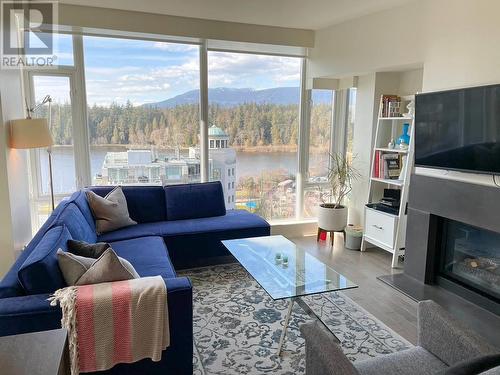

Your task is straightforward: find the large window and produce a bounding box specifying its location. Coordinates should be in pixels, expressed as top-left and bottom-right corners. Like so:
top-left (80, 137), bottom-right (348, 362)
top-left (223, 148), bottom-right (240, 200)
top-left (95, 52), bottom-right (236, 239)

top-left (25, 32), bottom-right (354, 228)
top-left (82, 36), bottom-right (200, 186)
top-left (208, 51), bottom-right (301, 219)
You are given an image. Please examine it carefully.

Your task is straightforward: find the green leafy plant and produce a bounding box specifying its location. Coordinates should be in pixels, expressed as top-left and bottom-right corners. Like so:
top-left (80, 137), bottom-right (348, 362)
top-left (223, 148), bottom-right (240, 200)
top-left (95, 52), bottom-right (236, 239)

top-left (320, 153), bottom-right (360, 209)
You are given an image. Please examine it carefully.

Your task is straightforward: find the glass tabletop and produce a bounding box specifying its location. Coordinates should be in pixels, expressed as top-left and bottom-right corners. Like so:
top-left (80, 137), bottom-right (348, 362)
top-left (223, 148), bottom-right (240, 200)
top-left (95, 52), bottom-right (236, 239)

top-left (222, 235), bottom-right (358, 300)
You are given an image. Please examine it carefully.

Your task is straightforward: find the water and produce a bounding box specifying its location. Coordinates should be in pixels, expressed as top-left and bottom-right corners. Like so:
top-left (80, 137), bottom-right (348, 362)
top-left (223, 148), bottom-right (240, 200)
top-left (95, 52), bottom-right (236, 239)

top-left (41, 146), bottom-right (329, 193)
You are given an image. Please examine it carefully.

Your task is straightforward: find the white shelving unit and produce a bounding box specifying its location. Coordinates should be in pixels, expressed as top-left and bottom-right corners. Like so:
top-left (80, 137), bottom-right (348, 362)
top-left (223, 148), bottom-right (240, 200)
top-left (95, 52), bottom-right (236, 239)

top-left (361, 95), bottom-right (415, 268)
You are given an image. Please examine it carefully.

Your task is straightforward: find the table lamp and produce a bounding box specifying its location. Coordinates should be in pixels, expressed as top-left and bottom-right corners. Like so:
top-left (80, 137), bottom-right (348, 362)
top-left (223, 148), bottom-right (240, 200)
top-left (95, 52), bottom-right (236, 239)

top-left (10, 108), bottom-right (55, 210)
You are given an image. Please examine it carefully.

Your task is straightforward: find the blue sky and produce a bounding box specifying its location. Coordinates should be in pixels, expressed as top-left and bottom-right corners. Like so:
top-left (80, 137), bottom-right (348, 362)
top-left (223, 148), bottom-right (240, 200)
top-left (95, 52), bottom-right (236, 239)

top-left (44, 35), bottom-right (301, 106)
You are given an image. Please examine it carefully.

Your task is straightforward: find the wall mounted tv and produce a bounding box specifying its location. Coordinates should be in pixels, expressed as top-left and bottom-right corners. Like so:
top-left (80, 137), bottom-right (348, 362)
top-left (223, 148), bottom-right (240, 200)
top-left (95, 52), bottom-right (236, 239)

top-left (415, 84), bottom-right (500, 174)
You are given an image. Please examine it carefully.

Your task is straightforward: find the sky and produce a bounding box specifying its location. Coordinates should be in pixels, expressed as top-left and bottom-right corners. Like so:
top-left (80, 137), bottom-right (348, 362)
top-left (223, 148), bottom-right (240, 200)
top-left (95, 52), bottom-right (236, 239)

top-left (35, 35), bottom-right (301, 106)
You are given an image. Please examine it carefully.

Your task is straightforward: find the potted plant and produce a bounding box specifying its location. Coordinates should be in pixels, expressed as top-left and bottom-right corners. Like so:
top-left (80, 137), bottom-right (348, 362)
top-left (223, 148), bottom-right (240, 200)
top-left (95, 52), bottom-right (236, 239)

top-left (318, 153), bottom-right (360, 232)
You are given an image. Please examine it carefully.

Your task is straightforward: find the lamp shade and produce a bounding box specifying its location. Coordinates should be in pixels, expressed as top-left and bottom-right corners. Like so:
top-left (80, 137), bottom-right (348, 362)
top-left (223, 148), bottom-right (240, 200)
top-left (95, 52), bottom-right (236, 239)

top-left (9, 118), bottom-right (53, 149)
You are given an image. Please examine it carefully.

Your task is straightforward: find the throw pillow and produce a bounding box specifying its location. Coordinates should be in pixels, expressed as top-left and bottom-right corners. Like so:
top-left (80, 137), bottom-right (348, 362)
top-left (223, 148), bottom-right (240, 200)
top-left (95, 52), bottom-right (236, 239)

top-left (18, 226), bottom-right (71, 294)
top-left (56, 250), bottom-right (95, 286)
top-left (86, 186), bottom-right (137, 235)
top-left (57, 248), bottom-right (139, 286)
top-left (67, 239), bottom-right (110, 258)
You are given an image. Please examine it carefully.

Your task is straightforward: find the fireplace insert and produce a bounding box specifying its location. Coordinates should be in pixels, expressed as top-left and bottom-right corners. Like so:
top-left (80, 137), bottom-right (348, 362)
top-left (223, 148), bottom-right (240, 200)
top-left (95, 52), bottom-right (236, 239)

top-left (439, 219), bottom-right (500, 303)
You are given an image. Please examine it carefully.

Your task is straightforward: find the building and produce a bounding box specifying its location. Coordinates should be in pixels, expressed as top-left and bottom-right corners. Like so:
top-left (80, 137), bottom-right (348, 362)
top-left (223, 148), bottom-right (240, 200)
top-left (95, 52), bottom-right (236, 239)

top-left (96, 149), bottom-right (200, 186)
top-left (208, 125), bottom-right (237, 209)
top-left (97, 125), bottom-right (236, 208)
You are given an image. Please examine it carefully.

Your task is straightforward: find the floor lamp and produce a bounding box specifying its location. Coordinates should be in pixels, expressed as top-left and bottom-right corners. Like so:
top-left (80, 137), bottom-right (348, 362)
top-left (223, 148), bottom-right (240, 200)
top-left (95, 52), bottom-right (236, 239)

top-left (10, 96), bottom-right (55, 210)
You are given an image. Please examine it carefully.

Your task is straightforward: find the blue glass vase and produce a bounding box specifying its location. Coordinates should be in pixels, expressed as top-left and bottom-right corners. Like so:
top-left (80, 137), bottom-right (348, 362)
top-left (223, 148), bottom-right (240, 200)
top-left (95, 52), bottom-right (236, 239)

top-left (397, 123), bottom-right (410, 146)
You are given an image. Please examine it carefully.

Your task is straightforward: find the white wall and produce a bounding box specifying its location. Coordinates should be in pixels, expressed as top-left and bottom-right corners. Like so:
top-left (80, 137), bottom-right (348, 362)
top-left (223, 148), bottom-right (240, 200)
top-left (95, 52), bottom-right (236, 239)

top-left (0, 69), bottom-right (32, 277)
top-left (310, 0), bottom-right (500, 92)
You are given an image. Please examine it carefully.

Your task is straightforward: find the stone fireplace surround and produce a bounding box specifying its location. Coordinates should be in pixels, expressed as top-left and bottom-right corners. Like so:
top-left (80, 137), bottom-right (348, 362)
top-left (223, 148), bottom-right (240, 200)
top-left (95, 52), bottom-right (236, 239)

top-left (379, 173), bottom-right (500, 347)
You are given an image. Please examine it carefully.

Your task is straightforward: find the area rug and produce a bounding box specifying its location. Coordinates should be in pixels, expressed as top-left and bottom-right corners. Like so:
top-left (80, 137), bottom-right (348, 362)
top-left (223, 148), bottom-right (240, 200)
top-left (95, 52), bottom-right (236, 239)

top-left (180, 263), bottom-right (412, 375)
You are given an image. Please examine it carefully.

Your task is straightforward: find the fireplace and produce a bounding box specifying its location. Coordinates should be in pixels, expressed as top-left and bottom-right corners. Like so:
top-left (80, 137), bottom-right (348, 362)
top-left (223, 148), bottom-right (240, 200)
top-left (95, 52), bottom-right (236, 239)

top-left (400, 173), bottom-right (500, 315)
top-left (438, 219), bottom-right (500, 303)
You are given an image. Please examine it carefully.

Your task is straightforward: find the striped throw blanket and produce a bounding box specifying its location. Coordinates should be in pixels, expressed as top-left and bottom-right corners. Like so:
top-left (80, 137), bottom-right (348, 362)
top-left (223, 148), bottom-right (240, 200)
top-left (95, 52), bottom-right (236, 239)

top-left (50, 276), bottom-right (169, 374)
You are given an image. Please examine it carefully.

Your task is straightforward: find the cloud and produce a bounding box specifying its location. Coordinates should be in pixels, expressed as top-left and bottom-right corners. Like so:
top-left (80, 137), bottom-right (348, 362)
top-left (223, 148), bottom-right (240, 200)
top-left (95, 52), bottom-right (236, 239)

top-left (85, 58), bottom-right (200, 106)
top-left (82, 43), bottom-right (300, 106)
top-left (208, 52), bottom-right (300, 88)
top-left (152, 42), bottom-right (199, 53)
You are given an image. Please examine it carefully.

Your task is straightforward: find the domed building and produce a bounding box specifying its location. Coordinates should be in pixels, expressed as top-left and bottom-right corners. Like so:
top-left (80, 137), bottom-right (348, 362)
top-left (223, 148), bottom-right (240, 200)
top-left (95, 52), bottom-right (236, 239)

top-left (208, 125), bottom-right (237, 209)
top-left (188, 125), bottom-right (236, 209)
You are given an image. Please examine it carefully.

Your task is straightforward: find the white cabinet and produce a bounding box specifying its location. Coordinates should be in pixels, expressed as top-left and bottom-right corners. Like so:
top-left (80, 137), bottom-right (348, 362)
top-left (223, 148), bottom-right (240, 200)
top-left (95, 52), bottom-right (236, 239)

top-left (364, 207), bottom-right (398, 252)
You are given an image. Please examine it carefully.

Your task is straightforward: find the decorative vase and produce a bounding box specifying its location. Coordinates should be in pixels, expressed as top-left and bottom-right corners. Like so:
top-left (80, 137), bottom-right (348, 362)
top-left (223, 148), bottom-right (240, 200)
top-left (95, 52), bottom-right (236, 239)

top-left (397, 123), bottom-right (410, 147)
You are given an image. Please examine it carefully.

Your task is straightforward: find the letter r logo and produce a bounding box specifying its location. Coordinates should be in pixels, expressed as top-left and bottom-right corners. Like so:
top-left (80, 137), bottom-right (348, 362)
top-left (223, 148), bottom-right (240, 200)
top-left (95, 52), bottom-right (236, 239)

top-left (1, 1), bottom-right (56, 55)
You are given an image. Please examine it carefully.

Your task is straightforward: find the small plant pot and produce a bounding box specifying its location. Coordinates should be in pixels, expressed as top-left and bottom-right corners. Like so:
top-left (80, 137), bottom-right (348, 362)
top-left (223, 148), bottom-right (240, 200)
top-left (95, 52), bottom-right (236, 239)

top-left (317, 204), bottom-right (348, 232)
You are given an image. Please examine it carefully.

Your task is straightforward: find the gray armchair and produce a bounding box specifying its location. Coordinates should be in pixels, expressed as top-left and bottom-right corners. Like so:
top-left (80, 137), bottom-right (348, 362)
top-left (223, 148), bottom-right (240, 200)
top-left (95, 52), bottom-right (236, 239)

top-left (300, 300), bottom-right (499, 375)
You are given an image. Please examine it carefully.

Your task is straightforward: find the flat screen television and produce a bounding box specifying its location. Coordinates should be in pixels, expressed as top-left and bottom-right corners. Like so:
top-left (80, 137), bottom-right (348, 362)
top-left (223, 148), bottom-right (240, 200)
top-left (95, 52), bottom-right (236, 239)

top-left (415, 84), bottom-right (500, 174)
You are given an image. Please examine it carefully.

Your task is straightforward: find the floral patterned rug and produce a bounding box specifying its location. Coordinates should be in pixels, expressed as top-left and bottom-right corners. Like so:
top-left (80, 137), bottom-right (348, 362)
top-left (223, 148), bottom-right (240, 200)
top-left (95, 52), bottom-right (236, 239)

top-left (180, 263), bottom-right (412, 375)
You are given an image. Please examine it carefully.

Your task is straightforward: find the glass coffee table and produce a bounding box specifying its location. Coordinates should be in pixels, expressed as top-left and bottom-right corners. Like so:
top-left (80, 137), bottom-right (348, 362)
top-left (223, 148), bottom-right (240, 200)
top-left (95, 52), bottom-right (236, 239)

top-left (222, 235), bottom-right (358, 356)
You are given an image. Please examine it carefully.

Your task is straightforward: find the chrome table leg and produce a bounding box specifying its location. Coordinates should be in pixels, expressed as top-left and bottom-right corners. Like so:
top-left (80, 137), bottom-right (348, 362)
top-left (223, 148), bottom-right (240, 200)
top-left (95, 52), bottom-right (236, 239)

top-left (277, 298), bottom-right (294, 356)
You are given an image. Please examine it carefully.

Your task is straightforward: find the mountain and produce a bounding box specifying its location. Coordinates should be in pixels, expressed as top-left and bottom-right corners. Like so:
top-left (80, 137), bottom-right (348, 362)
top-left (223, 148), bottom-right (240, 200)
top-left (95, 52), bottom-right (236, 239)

top-left (144, 87), bottom-right (332, 108)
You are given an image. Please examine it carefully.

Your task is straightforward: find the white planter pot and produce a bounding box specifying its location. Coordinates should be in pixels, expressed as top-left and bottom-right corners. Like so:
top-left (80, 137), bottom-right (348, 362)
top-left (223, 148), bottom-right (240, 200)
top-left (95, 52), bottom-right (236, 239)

top-left (317, 204), bottom-right (348, 232)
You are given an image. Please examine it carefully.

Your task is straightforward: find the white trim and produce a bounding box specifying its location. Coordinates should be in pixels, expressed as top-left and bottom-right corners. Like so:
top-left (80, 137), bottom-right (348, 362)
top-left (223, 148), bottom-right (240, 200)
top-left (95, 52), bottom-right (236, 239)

top-left (72, 34), bottom-right (91, 188)
top-left (199, 40), bottom-right (209, 182)
top-left (296, 58), bottom-right (310, 220)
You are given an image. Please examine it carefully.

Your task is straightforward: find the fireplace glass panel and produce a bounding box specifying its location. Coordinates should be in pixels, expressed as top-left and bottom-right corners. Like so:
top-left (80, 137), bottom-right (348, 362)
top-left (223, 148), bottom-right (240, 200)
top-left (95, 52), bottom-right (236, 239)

top-left (440, 219), bottom-right (500, 302)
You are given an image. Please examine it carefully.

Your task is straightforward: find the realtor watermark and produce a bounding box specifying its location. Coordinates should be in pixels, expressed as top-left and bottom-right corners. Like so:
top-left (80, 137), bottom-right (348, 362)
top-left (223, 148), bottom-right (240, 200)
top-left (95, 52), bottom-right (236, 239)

top-left (1, 0), bottom-right (58, 69)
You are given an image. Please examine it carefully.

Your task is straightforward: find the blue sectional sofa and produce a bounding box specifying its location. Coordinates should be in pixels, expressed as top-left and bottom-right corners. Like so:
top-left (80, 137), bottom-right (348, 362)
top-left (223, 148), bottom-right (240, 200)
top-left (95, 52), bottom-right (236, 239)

top-left (0, 182), bottom-right (270, 374)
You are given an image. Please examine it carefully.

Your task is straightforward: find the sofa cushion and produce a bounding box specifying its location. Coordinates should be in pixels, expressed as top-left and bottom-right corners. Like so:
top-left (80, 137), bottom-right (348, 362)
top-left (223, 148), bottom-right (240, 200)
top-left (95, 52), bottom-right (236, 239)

top-left (97, 221), bottom-right (169, 242)
top-left (18, 226), bottom-right (71, 294)
top-left (53, 203), bottom-right (97, 243)
top-left (355, 347), bottom-right (447, 375)
top-left (0, 199), bottom-right (76, 298)
top-left (72, 190), bottom-right (96, 229)
top-left (162, 210), bottom-right (270, 237)
top-left (89, 186), bottom-right (167, 223)
top-left (109, 236), bottom-right (176, 279)
top-left (163, 210), bottom-right (270, 268)
top-left (165, 181), bottom-right (226, 221)
top-left (97, 210), bottom-right (269, 243)
top-left (87, 187), bottom-right (137, 234)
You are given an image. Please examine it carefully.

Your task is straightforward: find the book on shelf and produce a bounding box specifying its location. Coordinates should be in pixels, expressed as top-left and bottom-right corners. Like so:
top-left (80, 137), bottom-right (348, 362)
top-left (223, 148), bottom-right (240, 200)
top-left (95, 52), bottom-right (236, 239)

top-left (373, 151), bottom-right (402, 179)
top-left (381, 94), bottom-right (401, 118)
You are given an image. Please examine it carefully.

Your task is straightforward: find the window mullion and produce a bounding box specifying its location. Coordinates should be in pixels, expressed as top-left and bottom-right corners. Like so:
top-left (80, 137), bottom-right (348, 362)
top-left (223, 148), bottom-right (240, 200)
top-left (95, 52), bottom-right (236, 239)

top-left (199, 40), bottom-right (209, 182)
top-left (72, 34), bottom-right (91, 188)
top-left (296, 57), bottom-right (310, 220)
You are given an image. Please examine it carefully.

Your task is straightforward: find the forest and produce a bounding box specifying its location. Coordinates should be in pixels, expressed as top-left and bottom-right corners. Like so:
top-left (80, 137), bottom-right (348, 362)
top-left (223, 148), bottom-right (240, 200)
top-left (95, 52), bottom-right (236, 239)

top-left (44, 101), bottom-right (332, 151)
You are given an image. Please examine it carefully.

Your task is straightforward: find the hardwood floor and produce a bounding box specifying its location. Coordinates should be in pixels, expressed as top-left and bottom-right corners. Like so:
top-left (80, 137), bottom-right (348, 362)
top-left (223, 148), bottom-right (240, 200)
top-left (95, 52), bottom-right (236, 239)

top-left (291, 233), bottom-right (418, 344)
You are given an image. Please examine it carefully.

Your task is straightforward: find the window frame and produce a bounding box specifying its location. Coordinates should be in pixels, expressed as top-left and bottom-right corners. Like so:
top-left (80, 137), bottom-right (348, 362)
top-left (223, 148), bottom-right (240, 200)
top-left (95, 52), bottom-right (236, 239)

top-left (24, 31), bottom-right (354, 225)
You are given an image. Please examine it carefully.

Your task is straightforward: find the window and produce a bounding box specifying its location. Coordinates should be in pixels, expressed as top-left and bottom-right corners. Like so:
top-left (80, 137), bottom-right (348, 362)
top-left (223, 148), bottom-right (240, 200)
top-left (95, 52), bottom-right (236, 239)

top-left (346, 88), bottom-right (357, 161)
top-left (25, 32), bottom-right (316, 228)
top-left (208, 51), bottom-right (301, 219)
top-left (28, 74), bottom-right (78, 229)
top-left (83, 36), bottom-right (200, 186)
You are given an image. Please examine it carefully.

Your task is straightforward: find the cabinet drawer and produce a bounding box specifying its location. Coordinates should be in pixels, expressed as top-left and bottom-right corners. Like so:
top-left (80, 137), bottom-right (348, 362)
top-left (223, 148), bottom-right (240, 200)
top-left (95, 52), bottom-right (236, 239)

top-left (364, 207), bottom-right (397, 249)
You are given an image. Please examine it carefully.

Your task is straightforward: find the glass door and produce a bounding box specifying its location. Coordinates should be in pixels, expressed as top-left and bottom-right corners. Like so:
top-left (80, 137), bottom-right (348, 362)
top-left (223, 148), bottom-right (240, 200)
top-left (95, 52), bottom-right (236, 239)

top-left (28, 73), bottom-right (77, 229)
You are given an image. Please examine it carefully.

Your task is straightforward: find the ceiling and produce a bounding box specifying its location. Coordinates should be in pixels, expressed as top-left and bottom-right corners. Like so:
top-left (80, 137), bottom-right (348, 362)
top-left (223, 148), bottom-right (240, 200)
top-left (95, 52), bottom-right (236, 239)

top-left (60, 0), bottom-right (416, 30)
